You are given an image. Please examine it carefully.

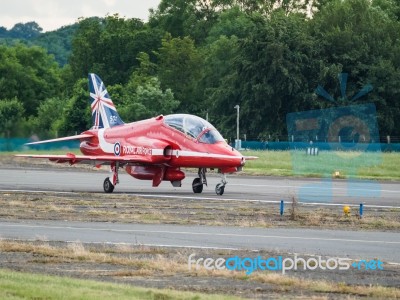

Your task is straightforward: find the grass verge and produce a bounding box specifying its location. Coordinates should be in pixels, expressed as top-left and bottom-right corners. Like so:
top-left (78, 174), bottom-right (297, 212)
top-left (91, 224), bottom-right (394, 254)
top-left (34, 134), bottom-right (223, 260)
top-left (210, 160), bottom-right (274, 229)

top-left (1, 240), bottom-right (399, 299)
top-left (0, 268), bottom-right (239, 300)
top-left (1, 192), bottom-right (399, 231)
top-left (243, 150), bottom-right (400, 180)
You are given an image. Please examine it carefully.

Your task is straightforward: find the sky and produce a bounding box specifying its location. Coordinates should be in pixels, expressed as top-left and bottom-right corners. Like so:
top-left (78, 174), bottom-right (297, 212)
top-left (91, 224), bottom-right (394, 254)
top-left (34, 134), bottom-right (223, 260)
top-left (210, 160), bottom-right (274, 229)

top-left (1, 0), bottom-right (161, 32)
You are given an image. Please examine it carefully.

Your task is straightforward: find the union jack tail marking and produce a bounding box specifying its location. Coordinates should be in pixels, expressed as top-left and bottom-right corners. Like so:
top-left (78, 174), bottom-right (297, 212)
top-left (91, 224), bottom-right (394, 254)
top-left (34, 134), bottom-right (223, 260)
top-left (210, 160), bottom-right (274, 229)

top-left (89, 73), bottom-right (124, 129)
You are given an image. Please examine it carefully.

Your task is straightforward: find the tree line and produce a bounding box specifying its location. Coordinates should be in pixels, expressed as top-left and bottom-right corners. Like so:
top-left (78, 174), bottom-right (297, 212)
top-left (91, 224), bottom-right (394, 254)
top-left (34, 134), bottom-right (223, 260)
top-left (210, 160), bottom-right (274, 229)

top-left (1, 0), bottom-right (400, 142)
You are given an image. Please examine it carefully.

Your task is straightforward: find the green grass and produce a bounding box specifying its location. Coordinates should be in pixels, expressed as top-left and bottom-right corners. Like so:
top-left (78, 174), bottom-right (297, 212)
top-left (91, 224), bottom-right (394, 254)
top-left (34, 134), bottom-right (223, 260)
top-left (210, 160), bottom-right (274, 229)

top-left (0, 268), bottom-right (241, 300)
top-left (243, 150), bottom-right (400, 180)
top-left (243, 150), bottom-right (293, 176)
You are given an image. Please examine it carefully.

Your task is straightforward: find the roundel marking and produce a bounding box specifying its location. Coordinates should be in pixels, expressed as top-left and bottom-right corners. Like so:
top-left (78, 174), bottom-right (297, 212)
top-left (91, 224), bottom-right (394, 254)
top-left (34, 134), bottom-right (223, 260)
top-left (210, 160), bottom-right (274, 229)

top-left (114, 142), bottom-right (121, 156)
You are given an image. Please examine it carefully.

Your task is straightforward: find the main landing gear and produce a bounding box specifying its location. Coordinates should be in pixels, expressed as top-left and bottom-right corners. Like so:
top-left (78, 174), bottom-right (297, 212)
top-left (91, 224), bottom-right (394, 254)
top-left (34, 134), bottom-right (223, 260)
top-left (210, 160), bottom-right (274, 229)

top-left (103, 164), bottom-right (228, 195)
top-left (191, 168), bottom-right (227, 196)
top-left (192, 168), bottom-right (207, 193)
top-left (103, 177), bottom-right (114, 193)
top-left (104, 162), bottom-right (119, 193)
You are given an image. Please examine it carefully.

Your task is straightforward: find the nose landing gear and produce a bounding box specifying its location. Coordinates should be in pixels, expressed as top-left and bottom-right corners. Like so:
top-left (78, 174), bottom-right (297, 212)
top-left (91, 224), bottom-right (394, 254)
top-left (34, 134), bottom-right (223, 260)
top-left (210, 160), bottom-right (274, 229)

top-left (191, 168), bottom-right (228, 195)
top-left (215, 173), bottom-right (227, 196)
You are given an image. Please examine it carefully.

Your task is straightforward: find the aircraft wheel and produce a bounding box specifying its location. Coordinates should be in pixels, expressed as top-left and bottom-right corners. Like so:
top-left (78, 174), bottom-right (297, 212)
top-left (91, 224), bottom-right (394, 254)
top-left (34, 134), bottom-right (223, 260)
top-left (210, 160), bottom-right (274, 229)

top-left (103, 177), bottom-right (115, 193)
top-left (215, 183), bottom-right (225, 196)
top-left (192, 178), bottom-right (203, 193)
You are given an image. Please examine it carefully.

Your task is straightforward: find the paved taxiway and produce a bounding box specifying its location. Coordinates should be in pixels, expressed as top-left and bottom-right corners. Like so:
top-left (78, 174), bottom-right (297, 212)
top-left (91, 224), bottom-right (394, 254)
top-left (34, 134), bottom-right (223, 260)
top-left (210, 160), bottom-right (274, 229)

top-left (0, 167), bottom-right (399, 207)
top-left (1, 167), bottom-right (399, 263)
top-left (1, 220), bottom-right (399, 263)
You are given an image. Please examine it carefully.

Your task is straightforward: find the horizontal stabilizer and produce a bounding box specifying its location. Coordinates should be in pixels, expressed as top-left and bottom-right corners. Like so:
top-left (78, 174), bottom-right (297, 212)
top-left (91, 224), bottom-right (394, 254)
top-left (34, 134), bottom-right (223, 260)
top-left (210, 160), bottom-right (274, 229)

top-left (25, 133), bottom-right (94, 145)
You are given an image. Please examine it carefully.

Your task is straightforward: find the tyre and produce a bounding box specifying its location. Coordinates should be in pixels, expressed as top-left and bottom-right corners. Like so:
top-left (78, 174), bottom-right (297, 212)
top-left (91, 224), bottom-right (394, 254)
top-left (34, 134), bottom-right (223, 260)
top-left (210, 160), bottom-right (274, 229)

top-left (215, 183), bottom-right (225, 195)
top-left (192, 178), bottom-right (203, 193)
top-left (103, 177), bottom-right (115, 193)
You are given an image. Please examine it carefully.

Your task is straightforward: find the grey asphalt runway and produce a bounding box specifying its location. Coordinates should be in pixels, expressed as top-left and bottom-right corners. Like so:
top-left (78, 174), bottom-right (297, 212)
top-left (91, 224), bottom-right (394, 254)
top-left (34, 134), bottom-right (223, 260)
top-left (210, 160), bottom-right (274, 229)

top-left (1, 167), bottom-right (399, 264)
top-left (0, 167), bottom-right (399, 207)
top-left (1, 220), bottom-right (399, 263)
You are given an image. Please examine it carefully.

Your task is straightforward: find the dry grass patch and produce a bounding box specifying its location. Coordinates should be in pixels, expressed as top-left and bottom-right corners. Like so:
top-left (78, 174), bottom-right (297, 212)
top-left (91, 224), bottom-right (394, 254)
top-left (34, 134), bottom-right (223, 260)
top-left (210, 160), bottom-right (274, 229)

top-left (1, 240), bottom-right (399, 298)
top-left (1, 191), bottom-right (399, 231)
top-left (45, 204), bottom-right (75, 213)
top-left (251, 273), bottom-right (400, 298)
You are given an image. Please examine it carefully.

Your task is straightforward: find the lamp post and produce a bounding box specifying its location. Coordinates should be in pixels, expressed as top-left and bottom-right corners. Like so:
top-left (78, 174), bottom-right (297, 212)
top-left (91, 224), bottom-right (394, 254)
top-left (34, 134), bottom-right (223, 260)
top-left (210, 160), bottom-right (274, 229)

top-left (234, 105), bottom-right (240, 149)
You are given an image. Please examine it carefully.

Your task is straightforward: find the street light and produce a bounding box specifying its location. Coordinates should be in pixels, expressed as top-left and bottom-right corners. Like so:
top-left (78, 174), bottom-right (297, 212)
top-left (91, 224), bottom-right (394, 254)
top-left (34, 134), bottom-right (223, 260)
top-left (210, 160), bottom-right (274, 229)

top-left (234, 105), bottom-right (240, 149)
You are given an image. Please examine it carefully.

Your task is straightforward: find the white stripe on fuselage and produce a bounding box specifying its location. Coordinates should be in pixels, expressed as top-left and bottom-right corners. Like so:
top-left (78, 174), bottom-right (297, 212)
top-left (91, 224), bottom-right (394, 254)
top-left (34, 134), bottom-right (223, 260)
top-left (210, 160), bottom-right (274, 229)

top-left (98, 129), bottom-right (114, 154)
top-left (97, 132), bottom-right (240, 160)
top-left (168, 149), bottom-right (240, 160)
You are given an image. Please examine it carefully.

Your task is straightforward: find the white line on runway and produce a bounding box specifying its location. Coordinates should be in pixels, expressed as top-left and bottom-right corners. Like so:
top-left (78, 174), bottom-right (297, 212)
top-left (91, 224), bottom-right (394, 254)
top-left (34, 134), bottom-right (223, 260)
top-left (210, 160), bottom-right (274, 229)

top-left (2, 223), bottom-right (400, 245)
top-left (1, 189), bottom-right (400, 209)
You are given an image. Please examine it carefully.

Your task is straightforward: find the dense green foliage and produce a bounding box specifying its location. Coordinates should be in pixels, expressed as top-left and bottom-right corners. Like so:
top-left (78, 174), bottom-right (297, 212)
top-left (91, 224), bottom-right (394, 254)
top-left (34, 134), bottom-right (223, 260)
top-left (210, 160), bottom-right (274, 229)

top-left (0, 21), bottom-right (77, 65)
top-left (0, 0), bottom-right (400, 141)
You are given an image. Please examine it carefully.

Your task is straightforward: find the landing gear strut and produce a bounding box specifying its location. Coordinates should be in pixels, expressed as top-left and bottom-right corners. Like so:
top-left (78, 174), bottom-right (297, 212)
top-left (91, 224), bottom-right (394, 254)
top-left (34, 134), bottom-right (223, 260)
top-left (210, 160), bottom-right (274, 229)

top-left (104, 162), bottom-right (119, 193)
top-left (192, 168), bottom-right (207, 193)
top-left (215, 173), bottom-right (227, 196)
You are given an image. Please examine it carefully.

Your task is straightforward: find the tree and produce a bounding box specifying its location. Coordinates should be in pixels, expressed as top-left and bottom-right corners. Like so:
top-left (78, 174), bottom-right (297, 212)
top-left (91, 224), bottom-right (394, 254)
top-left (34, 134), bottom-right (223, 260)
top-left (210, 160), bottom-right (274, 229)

top-left (149, 0), bottom-right (217, 43)
top-left (0, 26), bottom-right (8, 38)
top-left (119, 77), bottom-right (179, 121)
top-left (206, 6), bottom-right (256, 43)
top-left (115, 53), bottom-right (179, 121)
top-left (207, 12), bottom-right (317, 139)
top-left (0, 98), bottom-right (25, 137)
top-left (69, 15), bottom-right (163, 85)
top-left (69, 17), bottom-right (104, 83)
top-left (33, 24), bottom-right (78, 66)
top-left (56, 79), bottom-right (92, 135)
top-left (156, 34), bottom-right (203, 114)
top-left (311, 0), bottom-right (400, 136)
top-left (0, 44), bottom-right (62, 116)
top-left (201, 35), bottom-right (240, 136)
top-left (9, 22), bottom-right (43, 39)
top-left (28, 97), bottom-right (66, 138)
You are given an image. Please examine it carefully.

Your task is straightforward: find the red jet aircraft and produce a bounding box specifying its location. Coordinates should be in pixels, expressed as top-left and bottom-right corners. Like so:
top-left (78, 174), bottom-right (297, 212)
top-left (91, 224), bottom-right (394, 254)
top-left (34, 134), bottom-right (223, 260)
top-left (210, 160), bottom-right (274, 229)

top-left (17, 74), bottom-right (255, 195)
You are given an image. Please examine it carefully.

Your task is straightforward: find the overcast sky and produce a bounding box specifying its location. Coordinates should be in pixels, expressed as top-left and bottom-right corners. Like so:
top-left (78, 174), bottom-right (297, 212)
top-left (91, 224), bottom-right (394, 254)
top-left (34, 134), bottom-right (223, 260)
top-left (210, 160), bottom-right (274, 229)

top-left (1, 0), bottom-right (161, 32)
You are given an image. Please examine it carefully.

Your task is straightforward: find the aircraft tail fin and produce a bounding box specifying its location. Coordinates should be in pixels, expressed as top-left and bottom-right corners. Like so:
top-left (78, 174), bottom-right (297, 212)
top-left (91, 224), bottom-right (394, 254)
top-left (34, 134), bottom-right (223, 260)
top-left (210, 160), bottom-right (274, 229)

top-left (88, 73), bottom-right (124, 129)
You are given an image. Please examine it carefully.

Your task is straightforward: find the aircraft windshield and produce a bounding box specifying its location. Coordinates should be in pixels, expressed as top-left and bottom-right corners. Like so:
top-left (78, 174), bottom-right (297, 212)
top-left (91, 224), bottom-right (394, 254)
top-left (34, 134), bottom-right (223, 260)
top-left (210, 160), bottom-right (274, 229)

top-left (164, 114), bottom-right (225, 144)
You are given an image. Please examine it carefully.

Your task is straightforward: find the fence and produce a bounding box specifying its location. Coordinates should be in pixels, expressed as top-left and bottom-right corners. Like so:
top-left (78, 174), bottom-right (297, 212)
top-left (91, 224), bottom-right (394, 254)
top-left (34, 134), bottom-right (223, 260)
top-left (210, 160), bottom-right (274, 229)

top-left (0, 138), bottom-right (79, 152)
top-left (2, 137), bottom-right (400, 152)
top-left (233, 141), bottom-right (400, 152)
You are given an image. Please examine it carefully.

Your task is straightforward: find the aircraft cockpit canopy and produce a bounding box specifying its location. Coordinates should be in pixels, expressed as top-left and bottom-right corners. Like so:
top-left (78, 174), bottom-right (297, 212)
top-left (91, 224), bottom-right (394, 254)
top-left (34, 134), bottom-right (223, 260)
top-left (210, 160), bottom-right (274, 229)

top-left (164, 114), bottom-right (225, 144)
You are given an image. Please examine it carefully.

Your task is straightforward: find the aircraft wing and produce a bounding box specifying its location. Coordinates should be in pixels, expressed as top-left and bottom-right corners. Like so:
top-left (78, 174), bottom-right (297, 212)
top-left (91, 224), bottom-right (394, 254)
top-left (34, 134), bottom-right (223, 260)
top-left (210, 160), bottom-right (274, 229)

top-left (25, 133), bottom-right (94, 145)
top-left (15, 153), bottom-right (157, 166)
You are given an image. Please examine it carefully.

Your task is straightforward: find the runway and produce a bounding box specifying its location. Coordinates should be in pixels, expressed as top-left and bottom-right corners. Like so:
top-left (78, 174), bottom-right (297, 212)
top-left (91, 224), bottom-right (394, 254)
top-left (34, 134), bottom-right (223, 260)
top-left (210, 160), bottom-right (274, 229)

top-left (0, 167), bottom-right (399, 207)
top-left (1, 219), bottom-right (399, 263)
top-left (1, 166), bottom-right (399, 264)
